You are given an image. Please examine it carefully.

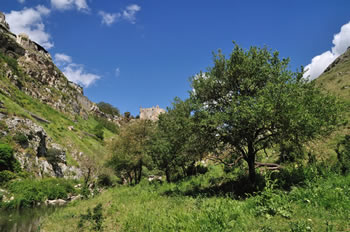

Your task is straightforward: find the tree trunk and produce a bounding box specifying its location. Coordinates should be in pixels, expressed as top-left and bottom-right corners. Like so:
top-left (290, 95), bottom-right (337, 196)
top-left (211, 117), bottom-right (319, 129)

top-left (247, 156), bottom-right (256, 184)
top-left (137, 161), bottom-right (142, 184)
top-left (165, 166), bottom-right (171, 183)
top-left (247, 142), bottom-right (256, 184)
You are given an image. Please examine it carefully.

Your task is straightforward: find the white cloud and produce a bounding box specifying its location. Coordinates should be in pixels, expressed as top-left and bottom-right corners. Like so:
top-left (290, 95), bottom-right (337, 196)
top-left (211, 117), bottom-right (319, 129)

top-left (115, 67), bottom-right (120, 77)
top-left (99, 4), bottom-right (141, 26)
top-left (304, 21), bottom-right (350, 80)
top-left (63, 64), bottom-right (100, 87)
top-left (5, 6), bottom-right (53, 49)
top-left (54, 53), bottom-right (72, 64)
top-left (122, 4), bottom-right (141, 24)
top-left (51, 0), bottom-right (89, 12)
top-left (54, 53), bottom-right (101, 87)
top-left (99, 11), bottom-right (120, 26)
top-left (18, 0), bottom-right (25, 4)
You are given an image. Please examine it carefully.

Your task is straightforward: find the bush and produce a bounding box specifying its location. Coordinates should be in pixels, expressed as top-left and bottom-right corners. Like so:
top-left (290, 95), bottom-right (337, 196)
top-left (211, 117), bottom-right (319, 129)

top-left (0, 170), bottom-right (17, 184)
top-left (93, 124), bottom-right (104, 141)
top-left (97, 174), bottom-right (113, 187)
top-left (46, 148), bottom-right (62, 164)
top-left (97, 102), bottom-right (120, 117)
top-left (13, 132), bottom-right (28, 148)
top-left (0, 144), bottom-right (21, 172)
top-left (5, 178), bottom-right (76, 208)
top-left (78, 203), bottom-right (104, 231)
top-left (335, 135), bottom-right (350, 174)
top-left (94, 116), bottom-right (118, 134)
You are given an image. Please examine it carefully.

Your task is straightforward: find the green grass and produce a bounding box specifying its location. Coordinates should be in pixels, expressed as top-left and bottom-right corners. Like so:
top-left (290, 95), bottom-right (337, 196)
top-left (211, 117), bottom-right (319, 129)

top-left (40, 165), bottom-right (350, 232)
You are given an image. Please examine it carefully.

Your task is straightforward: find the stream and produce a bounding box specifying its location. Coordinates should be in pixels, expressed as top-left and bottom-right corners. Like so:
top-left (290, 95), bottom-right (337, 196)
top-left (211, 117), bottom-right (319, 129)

top-left (0, 205), bottom-right (60, 232)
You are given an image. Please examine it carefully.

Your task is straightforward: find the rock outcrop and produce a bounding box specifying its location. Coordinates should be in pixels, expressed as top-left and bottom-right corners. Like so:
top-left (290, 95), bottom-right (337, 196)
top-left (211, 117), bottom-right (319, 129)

top-left (4, 115), bottom-right (82, 178)
top-left (0, 11), bottom-right (102, 117)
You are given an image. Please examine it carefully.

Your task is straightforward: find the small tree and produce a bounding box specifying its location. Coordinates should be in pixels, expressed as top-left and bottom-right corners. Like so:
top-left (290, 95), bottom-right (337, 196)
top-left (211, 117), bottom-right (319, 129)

top-left (191, 43), bottom-right (341, 183)
top-left (149, 98), bottom-right (210, 182)
top-left (97, 102), bottom-right (120, 117)
top-left (108, 120), bottom-right (154, 185)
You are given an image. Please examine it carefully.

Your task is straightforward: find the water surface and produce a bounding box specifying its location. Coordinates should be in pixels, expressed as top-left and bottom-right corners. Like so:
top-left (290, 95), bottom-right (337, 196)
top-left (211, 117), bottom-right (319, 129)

top-left (0, 205), bottom-right (59, 232)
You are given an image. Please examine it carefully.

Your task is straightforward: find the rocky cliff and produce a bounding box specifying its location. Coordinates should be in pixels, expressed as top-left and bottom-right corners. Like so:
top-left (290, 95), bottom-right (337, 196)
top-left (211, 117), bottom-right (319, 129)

top-left (0, 11), bottom-right (112, 179)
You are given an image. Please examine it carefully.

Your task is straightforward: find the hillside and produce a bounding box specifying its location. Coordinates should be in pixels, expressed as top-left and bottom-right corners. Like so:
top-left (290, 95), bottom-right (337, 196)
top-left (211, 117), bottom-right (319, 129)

top-left (0, 12), bottom-right (117, 179)
top-left (315, 47), bottom-right (350, 103)
top-left (305, 47), bottom-right (350, 162)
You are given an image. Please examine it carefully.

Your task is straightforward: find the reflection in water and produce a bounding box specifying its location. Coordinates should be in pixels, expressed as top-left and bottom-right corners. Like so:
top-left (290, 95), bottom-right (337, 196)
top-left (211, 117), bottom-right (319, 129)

top-left (0, 205), bottom-right (59, 232)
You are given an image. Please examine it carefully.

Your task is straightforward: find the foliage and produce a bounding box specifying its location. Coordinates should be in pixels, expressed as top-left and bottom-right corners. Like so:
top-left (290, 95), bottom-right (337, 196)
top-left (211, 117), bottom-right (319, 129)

top-left (0, 170), bottom-right (17, 184)
top-left (148, 98), bottom-right (209, 182)
top-left (45, 148), bottom-right (62, 164)
top-left (3, 178), bottom-right (76, 208)
top-left (94, 116), bottom-right (119, 134)
top-left (190, 43), bottom-right (342, 183)
top-left (97, 102), bottom-right (120, 117)
top-left (335, 135), bottom-right (350, 174)
top-left (93, 124), bottom-right (104, 141)
top-left (254, 174), bottom-right (292, 218)
top-left (41, 166), bottom-right (350, 231)
top-left (13, 132), bottom-right (29, 148)
top-left (0, 52), bottom-right (19, 74)
top-left (78, 203), bottom-right (104, 231)
top-left (0, 144), bottom-right (21, 172)
top-left (80, 184), bottom-right (91, 199)
top-left (108, 120), bottom-right (154, 185)
top-left (97, 173), bottom-right (113, 187)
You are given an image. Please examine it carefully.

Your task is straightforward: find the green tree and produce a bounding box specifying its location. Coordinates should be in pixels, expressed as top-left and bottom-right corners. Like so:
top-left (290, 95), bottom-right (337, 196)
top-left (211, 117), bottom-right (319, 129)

top-left (108, 120), bottom-right (154, 185)
top-left (149, 98), bottom-right (211, 182)
top-left (190, 43), bottom-right (341, 183)
top-left (97, 102), bottom-right (120, 117)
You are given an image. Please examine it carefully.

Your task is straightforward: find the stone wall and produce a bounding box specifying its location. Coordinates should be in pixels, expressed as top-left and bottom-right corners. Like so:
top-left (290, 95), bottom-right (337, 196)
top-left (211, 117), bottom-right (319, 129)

top-left (140, 105), bottom-right (165, 121)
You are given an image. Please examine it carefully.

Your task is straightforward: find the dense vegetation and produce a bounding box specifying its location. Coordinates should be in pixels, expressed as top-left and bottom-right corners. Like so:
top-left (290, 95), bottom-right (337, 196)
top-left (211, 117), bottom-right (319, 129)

top-left (41, 163), bottom-right (350, 231)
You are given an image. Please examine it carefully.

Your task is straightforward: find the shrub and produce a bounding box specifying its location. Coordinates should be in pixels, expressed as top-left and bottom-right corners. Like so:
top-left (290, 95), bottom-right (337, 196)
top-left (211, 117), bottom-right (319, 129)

top-left (78, 203), bottom-right (104, 231)
top-left (13, 132), bottom-right (28, 148)
top-left (0, 144), bottom-right (21, 172)
top-left (94, 116), bottom-right (118, 134)
top-left (97, 102), bottom-right (120, 117)
top-left (335, 135), bottom-right (350, 174)
top-left (81, 184), bottom-right (91, 199)
top-left (0, 120), bottom-right (8, 132)
top-left (0, 170), bottom-right (17, 184)
top-left (5, 178), bottom-right (76, 208)
top-left (46, 148), bottom-right (62, 164)
top-left (97, 173), bottom-right (113, 187)
top-left (93, 124), bottom-right (104, 141)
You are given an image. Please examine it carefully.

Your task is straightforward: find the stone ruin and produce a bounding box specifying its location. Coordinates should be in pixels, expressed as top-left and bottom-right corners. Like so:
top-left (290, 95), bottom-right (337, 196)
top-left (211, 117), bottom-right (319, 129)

top-left (140, 105), bottom-right (165, 121)
top-left (0, 11), bottom-right (10, 31)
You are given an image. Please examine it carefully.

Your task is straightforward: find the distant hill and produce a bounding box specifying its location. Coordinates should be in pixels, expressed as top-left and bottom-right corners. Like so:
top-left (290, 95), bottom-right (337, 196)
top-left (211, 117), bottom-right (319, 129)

top-left (315, 47), bottom-right (350, 103)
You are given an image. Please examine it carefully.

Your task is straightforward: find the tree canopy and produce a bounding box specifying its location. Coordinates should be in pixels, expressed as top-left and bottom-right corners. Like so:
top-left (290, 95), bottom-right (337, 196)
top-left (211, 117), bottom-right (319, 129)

top-left (190, 43), bottom-right (341, 183)
top-left (97, 102), bottom-right (120, 117)
top-left (108, 120), bottom-right (154, 185)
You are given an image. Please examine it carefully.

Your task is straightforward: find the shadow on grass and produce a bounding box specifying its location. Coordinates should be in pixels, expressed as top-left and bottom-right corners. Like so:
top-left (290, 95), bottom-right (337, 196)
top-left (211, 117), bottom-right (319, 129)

top-left (162, 174), bottom-right (266, 199)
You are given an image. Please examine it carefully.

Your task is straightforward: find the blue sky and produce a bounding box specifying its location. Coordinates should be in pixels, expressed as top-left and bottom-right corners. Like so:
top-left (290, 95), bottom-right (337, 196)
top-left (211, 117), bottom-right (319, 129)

top-left (2, 0), bottom-right (350, 116)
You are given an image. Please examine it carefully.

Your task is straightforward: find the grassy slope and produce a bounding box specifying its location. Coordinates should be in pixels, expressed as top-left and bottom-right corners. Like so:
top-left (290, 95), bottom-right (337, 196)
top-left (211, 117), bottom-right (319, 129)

top-left (306, 48), bottom-right (350, 164)
top-left (0, 53), bottom-right (114, 168)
